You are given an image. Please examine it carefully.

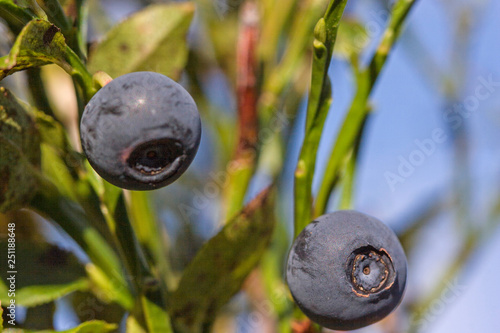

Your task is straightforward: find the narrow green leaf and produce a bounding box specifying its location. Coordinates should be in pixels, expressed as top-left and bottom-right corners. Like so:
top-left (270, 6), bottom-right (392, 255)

top-left (263, 0), bottom-right (330, 99)
top-left (0, 278), bottom-right (8, 306)
top-left (40, 143), bottom-right (78, 199)
top-left (223, 158), bottom-right (257, 221)
top-left (258, 0), bottom-right (297, 65)
top-left (4, 320), bottom-right (118, 333)
top-left (15, 278), bottom-right (89, 307)
top-left (34, 111), bottom-right (84, 200)
top-left (85, 263), bottom-right (134, 311)
top-left (169, 186), bottom-right (276, 331)
top-left (126, 315), bottom-right (147, 333)
top-left (59, 320), bottom-right (117, 333)
top-left (87, 3), bottom-right (195, 80)
top-left (0, 0), bottom-right (37, 33)
top-left (35, 0), bottom-right (72, 33)
top-left (128, 191), bottom-right (163, 260)
top-left (141, 292), bottom-right (173, 333)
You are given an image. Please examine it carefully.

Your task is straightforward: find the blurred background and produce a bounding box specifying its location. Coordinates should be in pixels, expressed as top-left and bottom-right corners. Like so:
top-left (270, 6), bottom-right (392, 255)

top-left (1, 0), bottom-right (499, 332)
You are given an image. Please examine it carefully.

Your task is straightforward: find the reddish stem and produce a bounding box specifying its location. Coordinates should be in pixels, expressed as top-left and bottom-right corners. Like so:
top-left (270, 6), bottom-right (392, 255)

top-left (235, 0), bottom-right (259, 155)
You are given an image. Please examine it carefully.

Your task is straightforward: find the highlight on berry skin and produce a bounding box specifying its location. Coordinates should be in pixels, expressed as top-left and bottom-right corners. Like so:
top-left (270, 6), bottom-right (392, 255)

top-left (80, 71), bottom-right (202, 191)
top-left (286, 210), bottom-right (407, 331)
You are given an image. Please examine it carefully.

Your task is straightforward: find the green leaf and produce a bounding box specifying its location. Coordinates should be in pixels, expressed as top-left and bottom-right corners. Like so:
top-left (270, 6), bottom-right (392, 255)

top-left (34, 111), bottom-right (84, 200)
top-left (0, 19), bottom-right (72, 79)
top-left (58, 320), bottom-right (117, 333)
top-left (0, 0), bottom-right (37, 33)
top-left (128, 191), bottom-right (175, 289)
top-left (141, 292), bottom-right (173, 333)
top-left (34, 111), bottom-right (71, 152)
top-left (0, 87), bottom-right (40, 160)
top-left (0, 87), bottom-right (41, 213)
top-left (15, 278), bottom-right (89, 307)
top-left (169, 186), bottom-right (276, 331)
top-left (0, 19), bottom-right (95, 100)
top-left (87, 2), bottom-right (195, 80)
top-left (35, 0), bottom-right (86, 58)
top-left (35, 0), bottom-right (72, 33)
top-left (35, 111), bottom-right (114, 246)
top-left (2, 320), bottom-right (118, 333)
top-left (40, 143), bottom-right (78, 200)
top-left (126, 316), bottom-right (147, 333)
top-left (0, 277), bottom-right (7, 295)
top-left (85, 263), bottom-right (134, 311)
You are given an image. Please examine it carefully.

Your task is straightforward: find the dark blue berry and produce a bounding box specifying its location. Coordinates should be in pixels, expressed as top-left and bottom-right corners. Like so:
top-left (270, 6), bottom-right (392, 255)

top-left (286, 210), bottom-right (407, 330)
top-left (80, 72), bottom-right (201, 190)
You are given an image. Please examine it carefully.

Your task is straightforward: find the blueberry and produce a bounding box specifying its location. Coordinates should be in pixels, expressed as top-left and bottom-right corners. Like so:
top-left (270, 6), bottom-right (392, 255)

top-left (80, 72), bottom-right (201, 190)
top-left (286, 210), bottom-right (407, 331)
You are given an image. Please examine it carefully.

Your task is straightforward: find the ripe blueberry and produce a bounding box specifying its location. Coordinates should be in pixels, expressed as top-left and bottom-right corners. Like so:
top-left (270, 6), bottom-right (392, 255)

top-left (286, 210), bottom-right (407, 331)
top-left (80, 72), bottom-right (201, 190)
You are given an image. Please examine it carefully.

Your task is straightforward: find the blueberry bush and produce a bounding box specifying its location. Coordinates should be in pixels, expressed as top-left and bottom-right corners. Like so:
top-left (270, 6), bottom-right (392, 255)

top-left (1, 0), bottom-right (499, 332)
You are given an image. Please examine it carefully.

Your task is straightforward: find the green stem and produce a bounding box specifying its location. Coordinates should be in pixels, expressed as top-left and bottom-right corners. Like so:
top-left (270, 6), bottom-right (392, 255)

top-left (293, 0), bottom-right (348, 238)
top-left (339, 149), bottom-right (355, 210)
top-left (369, 0), bottom-right (419, 81)
top-left (314, 0), bottom-right (419, 215)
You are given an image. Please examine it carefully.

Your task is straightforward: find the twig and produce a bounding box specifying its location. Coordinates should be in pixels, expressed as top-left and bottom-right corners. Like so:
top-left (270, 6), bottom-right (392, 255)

top-left (222, 0), bottom-right (260, 221)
